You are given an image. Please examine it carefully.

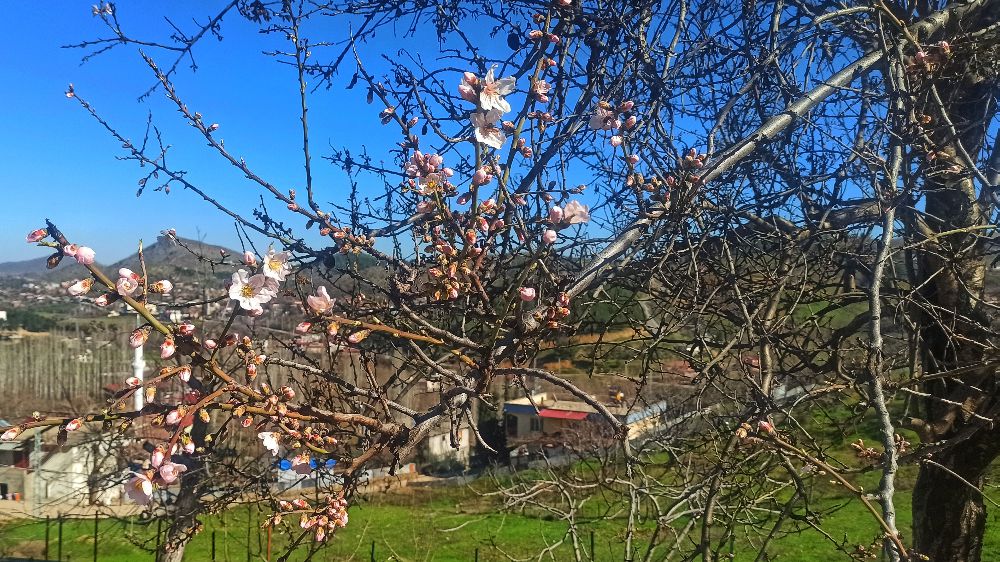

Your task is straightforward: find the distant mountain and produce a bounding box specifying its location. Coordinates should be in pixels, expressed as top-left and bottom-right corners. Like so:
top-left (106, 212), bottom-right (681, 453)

top-left (1, 235), bottom-right (381, 283)
top-left (0, 255), bottom-right (87, 278)
top-left (0, 236), bottom-right (240, 282)
top-left (107, 235), bottom-right (240, 282)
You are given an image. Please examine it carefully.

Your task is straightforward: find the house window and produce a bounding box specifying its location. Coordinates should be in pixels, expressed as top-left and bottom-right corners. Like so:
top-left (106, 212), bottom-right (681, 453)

top-left (505, 414), bottom-right (519, 437)
top-left (530, 417), bottom-right (543, 432)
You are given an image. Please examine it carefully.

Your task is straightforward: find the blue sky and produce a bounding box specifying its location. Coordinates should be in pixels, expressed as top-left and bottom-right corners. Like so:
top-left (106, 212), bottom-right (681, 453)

top-left (1, 2), bottom-right (418, 263)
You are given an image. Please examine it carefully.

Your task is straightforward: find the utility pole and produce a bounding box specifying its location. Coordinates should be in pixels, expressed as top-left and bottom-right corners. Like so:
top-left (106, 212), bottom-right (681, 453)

top-left (31, 428), bottom-right (42, 516)
top-left (133, 313), bottom-right (145, 412)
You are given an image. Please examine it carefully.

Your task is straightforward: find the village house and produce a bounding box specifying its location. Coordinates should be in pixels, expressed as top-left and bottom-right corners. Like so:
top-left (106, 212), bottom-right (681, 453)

top-left (503, 392), bottom-right (670, 450)
top-left (0, 422), bottom-right (120, 509)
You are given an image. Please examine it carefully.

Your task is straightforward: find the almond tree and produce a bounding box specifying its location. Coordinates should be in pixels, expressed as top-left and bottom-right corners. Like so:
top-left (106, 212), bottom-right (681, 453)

top-left (5, 0), bottom-right (1000, 560)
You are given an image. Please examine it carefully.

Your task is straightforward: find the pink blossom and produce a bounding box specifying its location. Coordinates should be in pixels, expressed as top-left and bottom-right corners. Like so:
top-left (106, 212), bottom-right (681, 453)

top-left (610, 135), bottom-right (623, 147)
top-left (295, 322), bottom-right (312, 334)
top-left (165, 410), bottom-right (182, 425)
top-left (229, 269), bottom-right (279, 314)
top-left (557, 292), bottom-right (571, 307)
top-left (158, 461), bottom-right (187, 484)
top-left (471, 109), bottom-right (506, 149)
top-left (258, 432), bottom-right (280, 456)
top-left (480, 67), bottom-right (516, 114)
top-left (623, 116), bottom-right (637, 130)
top-left (177, 322), bottom-right (195, 337)
top-left (549, 206), bottom-right (564, 223)
top-left (262, 248), bottom-right (292, 282)
top-left (68, 279), bottom-right (93, 296)
top-left (203, 339), bottom-right (218, 350)
top-left (563, 201), bottom-right (590, 225)
top-left (183, 441), bottom-right (195, 454)
top-left (126, 376), bottom-right (141, 387)
top-left (347, 330), bottom-right (371, 344)
top-left (315, 527), bottom-right (327, 542)
top-left (462, 71), bottom-right (479, 86)
top-left (307, 286), bottom-right (334, 314)
top-left (528, 30), bottom-right (544, 40)
top-left (95, 294), bottom-right (112, 307)
top-left (125, 473), bottom-right (153, 505)
top-left (129, 329), bottom-right (148, 349)
top-left (291, 453), bottom-right (312, 475)
top-left (543, 229), bottom-right (558, 245)
top-left (458, 83), bottom-right (478, 103)
top-left (243, 251), bottom-right (257, 267)
top-left (63, 244), bottom-right (78, 257)
top-left (627, 154), bottom-right (641, 165)
top-left (26, 228), bottom-right (47, 243)
top-left (1, 427), bottom-right (20, 441)
top-left (160, 339), bottom-right (176, 359)
top-left (472, 168), bottom-right (491, 185)
top-left (75, 247), bottom-right (96, 265)
top-left (589, 106), bottom-right (620, 131)
top-left (150, 447), bottom-right (166, 468)
top-left (519, 287), bottom-right (537, 301)
top-left (150, 280), bottom-right (173, 294)
top-left (177, 366), bottom-right (192, 383)
top-left (117, 276), bottom-right (140, 297)
top-left (65, 418), bottom-right (83, 432)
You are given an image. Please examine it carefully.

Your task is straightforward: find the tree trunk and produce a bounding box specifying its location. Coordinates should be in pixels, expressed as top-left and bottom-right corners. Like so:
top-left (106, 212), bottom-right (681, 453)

top-left (909, 19), bottom-right (1000, 559)
top-left (157, 413), bottom-right (210, 562)
top-left (912, 431), bottom-right (1000, 562)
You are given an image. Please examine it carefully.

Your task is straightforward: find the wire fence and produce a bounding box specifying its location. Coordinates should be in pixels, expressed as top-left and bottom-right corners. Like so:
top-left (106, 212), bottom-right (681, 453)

top-left (2, 513), bottom-right (619, 562)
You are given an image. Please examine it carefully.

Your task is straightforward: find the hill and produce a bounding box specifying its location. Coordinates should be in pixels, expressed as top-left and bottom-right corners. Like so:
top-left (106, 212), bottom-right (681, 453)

top-left (0, 256), bottom-right (78, 277)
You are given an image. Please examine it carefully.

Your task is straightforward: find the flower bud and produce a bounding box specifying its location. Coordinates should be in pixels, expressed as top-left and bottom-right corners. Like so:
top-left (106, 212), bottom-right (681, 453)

top-left (458, 84), bottom-right (478, 103)
top-left (203, 339), bottom-right (217, 350)
top-left (543, 229), bottom-right (558, 245)
top-left (519, 287), bottom-right (537, 301)
top-left (150, 280), bottom-right (172, 294)
top-left (74, 247), bottom-right (96, 265)
top-left (26, 228), bottom-right (47, 243)
top-left (160, 339), bottom-right (176, 359)
top-left (129, 328), bottom-right (149, 349)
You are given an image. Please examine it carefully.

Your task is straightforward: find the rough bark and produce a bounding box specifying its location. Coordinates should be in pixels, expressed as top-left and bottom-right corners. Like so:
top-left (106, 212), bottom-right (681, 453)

top-left (910, 10), bottom-right (1000, 557)
top-left (157, 414), bottom-right (210, 562)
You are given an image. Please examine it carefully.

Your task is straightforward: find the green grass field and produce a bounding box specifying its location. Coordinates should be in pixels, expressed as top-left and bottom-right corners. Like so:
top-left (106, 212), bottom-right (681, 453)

top-left (4, 483), bottom-right (1000, 561)
top-left (4, 401), bottom-right (1000, 561)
